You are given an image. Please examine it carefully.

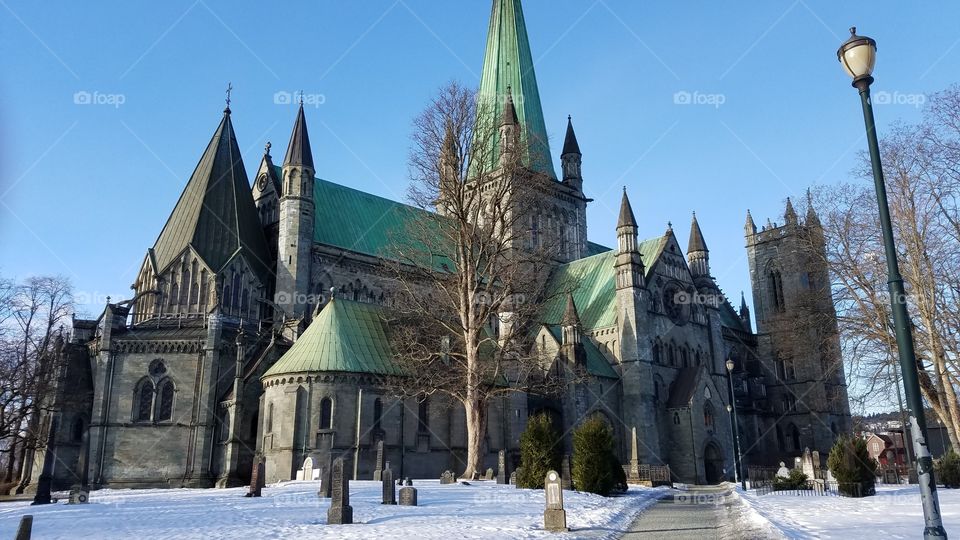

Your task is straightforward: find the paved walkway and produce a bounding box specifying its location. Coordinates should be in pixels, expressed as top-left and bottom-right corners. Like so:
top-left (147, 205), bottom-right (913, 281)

top-left (620, 485), bottom-right (775, 539)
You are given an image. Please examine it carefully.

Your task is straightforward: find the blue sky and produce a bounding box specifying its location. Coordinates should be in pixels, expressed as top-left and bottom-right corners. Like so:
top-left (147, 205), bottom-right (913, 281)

top-left (1, 0), bottom-right (958, 333)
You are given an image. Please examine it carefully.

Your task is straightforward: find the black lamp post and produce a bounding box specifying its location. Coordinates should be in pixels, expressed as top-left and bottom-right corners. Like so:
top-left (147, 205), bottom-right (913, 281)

top-left (725, 358), bottom-right (745, 491)
top-left (838, 27), bottom-right (947, 539)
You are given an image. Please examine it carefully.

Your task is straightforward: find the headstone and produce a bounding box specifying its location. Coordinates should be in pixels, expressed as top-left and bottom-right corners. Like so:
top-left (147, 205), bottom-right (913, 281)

top-left (399, 484), bottom-right (418, 506)
top-left (318, 461), bottom-right (332, 498)
top-left (628, 426), bottom-right (641, 481)
top-left (497, 450), bottom-right (508, 484)
top-left (373, 440), bottom-right (385, 481)
top-left (560, 455), bottom-right (572, 490)
top-left (543, 470), bottom-right (568, 532)
top-left (296, 469), bottom-right (305, 481)
top-left (15, 515), bottom-right (32, 540)
top-left (68, 488), bottom-right (89, 504)
top-left (382, 463), bottom-right (397, 505)
top-left (303, 456), bottom-right (314, 481)
top-left (484, 467), bottom-right (494, 481)
top-left (246, 458), bottom-right (265, 497)
top-left (801, 447), bottom-right (815, 479)
top-left (775, 461), bottom-right (790, 479)
top-left (509, 470), bottom-right (518, 485)
top-left (440, 470), bottom-right (455, 484)
top-left (327, 457), bottom-right (353, 525)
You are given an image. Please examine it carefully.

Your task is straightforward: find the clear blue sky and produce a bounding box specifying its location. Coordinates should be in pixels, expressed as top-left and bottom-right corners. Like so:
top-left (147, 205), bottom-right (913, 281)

top-left (1, 0), bottom-right (958, 332)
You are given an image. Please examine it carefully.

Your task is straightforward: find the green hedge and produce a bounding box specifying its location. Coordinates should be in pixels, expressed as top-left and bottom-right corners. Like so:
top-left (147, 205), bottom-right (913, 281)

top-left (516, 413), bottom-right (561, 489)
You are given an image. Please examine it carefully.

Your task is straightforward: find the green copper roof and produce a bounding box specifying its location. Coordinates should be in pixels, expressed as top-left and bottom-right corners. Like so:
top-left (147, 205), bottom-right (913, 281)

top-left (263, 297), bottom-right (402, 377)
top-left (544, 236), bottom-right (666, 331)
top-left (152, 110), bottom-right (272, 281)
top-left (476, 0), bottom-right (557, 179)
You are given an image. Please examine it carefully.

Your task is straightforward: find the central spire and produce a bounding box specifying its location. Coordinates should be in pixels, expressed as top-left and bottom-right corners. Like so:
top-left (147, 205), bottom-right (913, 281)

top-left (476, 0), bottom-right (556, 179)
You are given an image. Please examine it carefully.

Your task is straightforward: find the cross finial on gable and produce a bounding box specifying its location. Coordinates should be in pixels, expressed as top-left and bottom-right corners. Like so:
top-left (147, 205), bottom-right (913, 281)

top-left (225, 82), bottom-right (233, 112)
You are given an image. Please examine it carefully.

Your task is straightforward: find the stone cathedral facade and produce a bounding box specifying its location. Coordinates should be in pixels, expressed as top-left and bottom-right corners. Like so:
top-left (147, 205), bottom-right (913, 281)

top-left (22, 0), bottom-right (850, 492)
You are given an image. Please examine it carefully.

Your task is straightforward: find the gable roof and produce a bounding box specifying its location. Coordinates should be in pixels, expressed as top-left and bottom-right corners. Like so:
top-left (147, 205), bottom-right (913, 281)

top-left (545, 326), bottom-right (618, 379)
top-left (263, 297), bottom-right (402, 378)
top-left (151, 110), bottom-right (272, 281)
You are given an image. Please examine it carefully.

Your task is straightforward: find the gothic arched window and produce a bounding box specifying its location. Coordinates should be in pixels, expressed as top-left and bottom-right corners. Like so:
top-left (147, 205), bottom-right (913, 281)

top-left (776, 425), bottom-right (785, 451)
top-left (155, 379), bottom-right (175, 422)
top-left (372, 398), bottom-right (383, 437)
top-left (703, 402), bottom-right (715, 427)
top-left (135, 378), bottom-right (154, 422)
top-left (790, 423), bottom-right (801, 451)
top-left (417, 396), bottom-right (430, 433)
top-left (72, 417), bottom-right (85, 442)
top-left (319, 398), bottom-right (332, 430)
top-left (653, 341), bottom-right (661, 364)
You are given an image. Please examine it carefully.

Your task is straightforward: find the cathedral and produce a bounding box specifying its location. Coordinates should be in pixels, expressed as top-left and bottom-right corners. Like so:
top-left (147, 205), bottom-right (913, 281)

top-left (22, 0), bottom-right (850, 492)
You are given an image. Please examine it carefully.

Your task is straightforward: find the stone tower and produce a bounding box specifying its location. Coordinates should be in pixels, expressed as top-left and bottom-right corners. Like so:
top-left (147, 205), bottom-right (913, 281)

top-left (745, 198), bottom-right (851, 458)
top-left (614, 190), bottom-right (661, 462)
top-left (277, 102), bottom-right (315, 321)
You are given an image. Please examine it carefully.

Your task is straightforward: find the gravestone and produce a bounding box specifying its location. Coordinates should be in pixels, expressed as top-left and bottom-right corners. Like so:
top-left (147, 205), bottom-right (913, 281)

top-left (373, 440), bottom-right (385, 481)
top-left (382, 463), bottom-right (396, 505)
top-left (775, 461), bottom-right (790, 479)
top-left (327, 457), bottom-right (353, 525)
top-left (303, 456), bottom-right (314, 481)
top-left (628, 426), bottom-right (641, 482)
top-left (497, 450), bottom-right (508, 484)
top-left (399, 479), bottom-right (418, 506)
top-left (246, 459), bottom-right (265, 497)
top-left (509, 470), bottom-right (517, 485)
top-left (440, 470), bottom-right (455, 484)
top-left (543, 470), bottom-right (568, 532)
top-left (800, 447), bottom-right (816, 479)
top-left (15, 515), bottom-right (32, 540)
top-left (484, 468), bottom-right (494, 481)
top-left (318, 461), bottom-right (332, 498)
top-left (560, 455), bottom-right (572, 490)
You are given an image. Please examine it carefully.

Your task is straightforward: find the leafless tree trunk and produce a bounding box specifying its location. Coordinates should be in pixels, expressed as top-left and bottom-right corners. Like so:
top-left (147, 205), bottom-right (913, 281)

top-left (381, 82), bottom-right (574, 479)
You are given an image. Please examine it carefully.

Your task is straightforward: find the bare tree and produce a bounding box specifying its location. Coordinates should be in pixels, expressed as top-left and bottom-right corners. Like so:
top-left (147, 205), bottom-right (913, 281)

top-left (0, 275), bottom-right (73, 488)
top-left (381, 82), bottom-right (574, 479)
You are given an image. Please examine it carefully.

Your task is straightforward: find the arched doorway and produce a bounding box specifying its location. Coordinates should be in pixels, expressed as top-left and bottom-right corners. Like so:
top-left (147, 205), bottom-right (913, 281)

top-left (703, 442), bottom-right (724, 484)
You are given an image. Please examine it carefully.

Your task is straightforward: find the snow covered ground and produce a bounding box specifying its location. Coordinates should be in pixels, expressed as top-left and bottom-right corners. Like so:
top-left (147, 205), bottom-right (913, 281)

top-left (738, 485), bottom-right (960, 539)
top-left (0, 480), bottom-right (668, 539)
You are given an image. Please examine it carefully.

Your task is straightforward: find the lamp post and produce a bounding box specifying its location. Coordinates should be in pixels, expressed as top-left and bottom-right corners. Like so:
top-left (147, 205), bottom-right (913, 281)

top-left (725, 358), bottom-right (746, 491)
top-left (838, 27), bottom-right (946, 539)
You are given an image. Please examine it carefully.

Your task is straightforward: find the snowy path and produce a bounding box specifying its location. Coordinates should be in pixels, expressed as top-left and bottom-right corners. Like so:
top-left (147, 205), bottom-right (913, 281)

top-left (0, 480), bottom-right (668, 539)
top-left (620, 485), bottom-right (781, 539)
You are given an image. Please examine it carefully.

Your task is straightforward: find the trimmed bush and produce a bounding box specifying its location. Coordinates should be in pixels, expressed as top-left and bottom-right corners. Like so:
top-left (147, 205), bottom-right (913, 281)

top-left (773, 468), bottom-right (809, 491)
top-left (572, 416), bottom-right (624, 496)
top-left (936, 449), bottom-right (960, 488)
top-left (827, 435), bottom-right (877, 497)
top-left (516, 413), bottom-right (561, 489)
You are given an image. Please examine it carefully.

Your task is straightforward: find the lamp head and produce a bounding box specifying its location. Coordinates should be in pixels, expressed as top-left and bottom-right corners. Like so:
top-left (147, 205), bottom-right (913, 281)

top-left (837, 27), bottom-right (877, 88)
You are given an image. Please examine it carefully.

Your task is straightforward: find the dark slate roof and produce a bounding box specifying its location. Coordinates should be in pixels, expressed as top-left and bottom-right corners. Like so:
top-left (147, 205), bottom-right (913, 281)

top-left (264, 297), bottom-right (403, 377)
top-left (283, 103), bottom-right (314, 169)
top-left (151, 110), bottom-right (272, 281)
top-left (688, 213), bottom-right (708, 253)
top-left (718, 299), bottom-right (746, 331)
top-left (561, 116), bottom-right (581, 156)
top-left (617, 190), bottom-right (638, 229)
top-left (502, 88), bottom-right (520, 126)
top-left (667, 367), bottom-right (701, 408)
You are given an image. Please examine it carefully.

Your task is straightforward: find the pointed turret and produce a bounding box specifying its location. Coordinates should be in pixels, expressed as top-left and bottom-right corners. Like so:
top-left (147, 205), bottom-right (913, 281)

top-left (560, 292), bottom-right (581, 346)
top-left (498, 87), bottom-right (520, 166)
top-left (253, 142), bottom-right (282, 225)
top-left (739, 291), bottom-right (752, 331)
top-left (687, 212), bottom-right (710, 278)
top-left (805, 188), bottom-right (821, 227)
top-left (615, 189), bottom-right (644, 289)
top-left (475, 0), bottom-right (556, 179)
top-left (277, 102), bottom-right (317, 321)
top-left (784, 197), bottom-right (798, 225)
top-left (561, 116), bottom-right (583, 190)
top-left (283, 102), bottom-right (314, 169)
top-left (744, 209), bottom-right (757, 237)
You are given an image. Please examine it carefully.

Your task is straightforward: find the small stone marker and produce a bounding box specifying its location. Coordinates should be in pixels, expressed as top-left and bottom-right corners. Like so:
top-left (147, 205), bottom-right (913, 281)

top-left (543, 470), bottom-right (568, 532)
top-left (303, 456), bottom-right (314, 481)
top-left (440, 470), bottom-right (455, 484)
top-left (399, 478), bottom-right (418, 506)
top-left (327, 457), bottom-right (353, 525)
top-left (318, 462), bottom-right (332, 498)
top-left (373, 440), bottom-right (385, 481)
top-left (15, 515), bottom-right (32, 540)
top-left (382, 463), bottom-right (397, 505)
top-left (509, 470), bottom-right (517, 485)
top-left (497, 449), bottom-right (508, 484)
top-left (246, 458), bottom-right (265, 497)
top-left (775, 461), bottom-right (790, 479)
top-left (484, 467), bottom-right (494, 481)
top-left (560, 455), bottom-right (572, 490)
top-left (68, 488), bottom-right (89, 504)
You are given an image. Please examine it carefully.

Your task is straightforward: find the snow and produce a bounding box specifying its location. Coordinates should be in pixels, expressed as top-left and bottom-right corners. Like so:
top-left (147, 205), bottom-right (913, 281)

top-left (738, 485), bottom-right (960, 539)
top-left (0, 480), bottom-right (668, 539)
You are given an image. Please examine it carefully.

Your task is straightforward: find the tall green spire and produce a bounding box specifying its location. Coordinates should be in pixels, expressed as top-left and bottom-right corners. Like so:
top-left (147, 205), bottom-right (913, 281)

top-left (476, 0), bottom-right (556, 179)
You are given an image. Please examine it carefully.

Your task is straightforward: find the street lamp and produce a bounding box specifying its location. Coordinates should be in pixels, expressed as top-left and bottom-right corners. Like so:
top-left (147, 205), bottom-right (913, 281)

top-left (725, 357), bottom-right (746, 491)
top-left (838, 27), bottom-right (947, 539)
